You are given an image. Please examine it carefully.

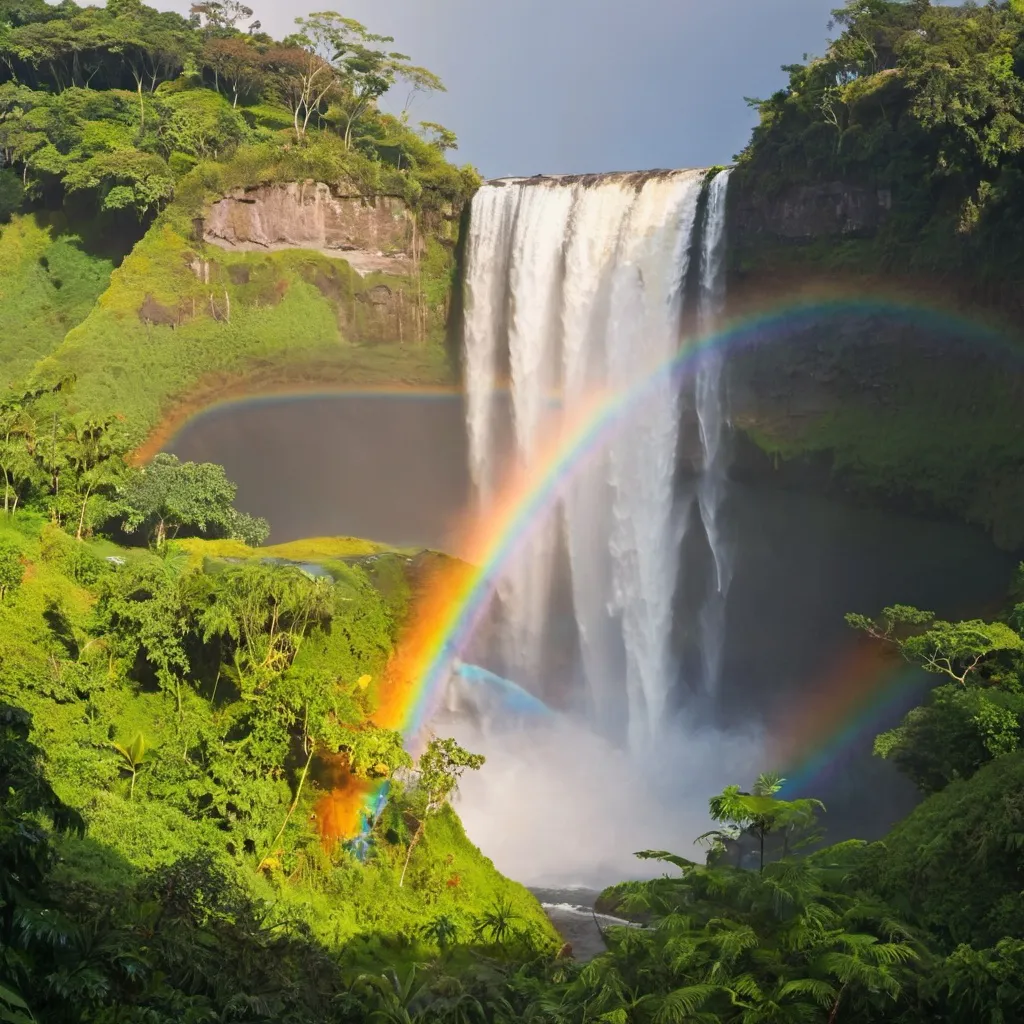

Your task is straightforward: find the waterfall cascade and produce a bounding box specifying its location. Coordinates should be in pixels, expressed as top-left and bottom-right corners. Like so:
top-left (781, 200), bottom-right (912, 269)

top-left (461, 168), bottom-right (733, 751)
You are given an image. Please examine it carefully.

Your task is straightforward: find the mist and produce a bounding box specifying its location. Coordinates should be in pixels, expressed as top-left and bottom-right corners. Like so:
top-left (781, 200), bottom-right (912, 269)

top-left (447, 714), bottom-right (764, 887)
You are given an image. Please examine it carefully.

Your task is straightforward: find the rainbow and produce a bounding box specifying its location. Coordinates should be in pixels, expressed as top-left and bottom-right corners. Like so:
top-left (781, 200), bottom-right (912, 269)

top-left (769, 645), bottom-right (926, 798)
top-left (330, 296), bottom-right (1016, 836)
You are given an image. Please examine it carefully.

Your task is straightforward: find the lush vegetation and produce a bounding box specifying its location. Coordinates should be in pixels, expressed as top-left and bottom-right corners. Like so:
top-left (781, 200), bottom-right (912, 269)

top-left (0, 510), bottom-right (559, 1021)
top-left (730, 1), bottom-right (1024, 549)
top-left (0, 0), bottom-right (475, 448)
top-left (737, 0), bottom-right (1024, 294)
top-left (2, 2), bottom-right (1024, 1022)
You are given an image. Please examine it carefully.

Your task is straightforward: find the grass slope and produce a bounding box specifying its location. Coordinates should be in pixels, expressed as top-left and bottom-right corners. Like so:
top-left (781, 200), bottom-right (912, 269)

top-left (0, 214), bottom-right (115, 392)
top-left (33, 221), bottom-right (455, 449)
top-left (0, 517), bottom-right (558, 958)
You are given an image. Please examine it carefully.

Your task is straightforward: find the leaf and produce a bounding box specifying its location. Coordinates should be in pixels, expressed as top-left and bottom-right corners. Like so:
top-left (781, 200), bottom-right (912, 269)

top-left (0, 987), bottom-right (28, 1011)
top-left (357, 674), bottom-right (372, 689)
top-left (652, 984), bottom-right (719, 1023)
top-left (634, 850), bottom-right (698, 871)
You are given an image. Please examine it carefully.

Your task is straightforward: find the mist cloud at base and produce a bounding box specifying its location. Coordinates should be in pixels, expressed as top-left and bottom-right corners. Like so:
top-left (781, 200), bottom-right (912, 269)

top-left (444, 714), bottom-right (765, 889)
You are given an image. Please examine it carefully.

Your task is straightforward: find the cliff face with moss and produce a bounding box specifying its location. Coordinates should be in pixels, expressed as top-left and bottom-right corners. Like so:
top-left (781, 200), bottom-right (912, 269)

top-left (25, 174), bottom-right (463, 452)
top-left (721, 169), bottom-right (1024, 551)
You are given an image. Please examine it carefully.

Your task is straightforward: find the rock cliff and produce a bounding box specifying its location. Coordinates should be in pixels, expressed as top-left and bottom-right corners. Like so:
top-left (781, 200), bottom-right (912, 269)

top-left (200, 182), bottom-right (422, 276)
top-left (731, 180), bottom-right (892, 240)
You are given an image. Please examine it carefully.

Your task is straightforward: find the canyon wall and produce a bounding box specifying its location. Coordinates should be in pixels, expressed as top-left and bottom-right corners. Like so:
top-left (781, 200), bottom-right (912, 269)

top-left (723, 175), bottom-right (1024, 550)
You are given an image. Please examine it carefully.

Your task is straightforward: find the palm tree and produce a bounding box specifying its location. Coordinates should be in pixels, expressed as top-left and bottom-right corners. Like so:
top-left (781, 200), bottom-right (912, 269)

top-left (421, 914), bottom-right (460, 953)
top-left (474, 899), bottom-right (520, 946)
top-left (111, 734), bottom-right (148, 800)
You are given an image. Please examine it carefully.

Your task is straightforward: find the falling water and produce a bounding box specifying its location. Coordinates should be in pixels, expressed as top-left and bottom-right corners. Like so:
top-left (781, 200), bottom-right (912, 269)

top-left (461, 168), bottom-right (731, 750)
top-left (695, 168), bottom-right (733, 695)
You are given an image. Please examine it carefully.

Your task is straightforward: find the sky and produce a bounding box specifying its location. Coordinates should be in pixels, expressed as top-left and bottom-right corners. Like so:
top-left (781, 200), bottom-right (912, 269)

top-left (128, 0), bottom-right (842, 178)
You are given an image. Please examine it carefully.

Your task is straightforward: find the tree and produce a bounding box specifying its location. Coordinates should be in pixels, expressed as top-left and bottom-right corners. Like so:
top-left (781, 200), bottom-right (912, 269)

top-left (848, 605), bottom-right (1024, 685)
top-left (418, 120), bottom-right (457, 153)
top-left (120, 453), bottom-right (268, 548)
top-left (0, 534), bottom-right (23, 600)
top-left (160, 88), bottom-right (248, 157)
top-left (699, 771), bottom-right (825, 872)
top-left (0, 402), bottom-right (36, 514)
top-left (314, 13), bottom-right (445, 149)
top-left (902, 620), bottom-right (1024, 686)
top-left (874, 684), bottom-right (1024, 792)
top-left (201, 34), bottom-right (263, 106)
top-left (416, 737), bottom-right (484, 811)
top-left (62, 148), bottom-right (175, 218)
top-left (261, 40), bottom-right (337, 144)
top-left (190, 2), bottom-right (253, 36)
top-left (198, 561), bottom-right (332, 695)
top-left (106, 5), bottom-right (194, 130)
top-left (95, 554), bottom-right (195, 718)
top-left (65, 415), bottom-right (128, 541)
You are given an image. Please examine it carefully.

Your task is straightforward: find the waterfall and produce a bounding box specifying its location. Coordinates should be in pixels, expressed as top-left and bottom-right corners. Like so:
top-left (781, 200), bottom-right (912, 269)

top-left (695, 168), bottom-right (733, 695)
top-left (461, 168), bottom-right (731, 750)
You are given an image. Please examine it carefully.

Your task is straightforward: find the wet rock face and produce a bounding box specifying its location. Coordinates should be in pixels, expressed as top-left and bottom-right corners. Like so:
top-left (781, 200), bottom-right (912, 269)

top-left (201, 182), bottom-right (420, 275)
top-left (733, 181), bottom-right (892, 239)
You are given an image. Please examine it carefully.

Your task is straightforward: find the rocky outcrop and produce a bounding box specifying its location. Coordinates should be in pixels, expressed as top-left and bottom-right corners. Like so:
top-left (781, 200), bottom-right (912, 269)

top-left (200, 182), bottom-right (421, 276)
top-left (732, 181), bottom-right (892, 240)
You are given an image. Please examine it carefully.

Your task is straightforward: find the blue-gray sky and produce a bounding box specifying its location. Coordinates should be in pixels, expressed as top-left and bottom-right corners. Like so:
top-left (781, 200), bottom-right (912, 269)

top-left (140, 0), bottom-right (840, 177)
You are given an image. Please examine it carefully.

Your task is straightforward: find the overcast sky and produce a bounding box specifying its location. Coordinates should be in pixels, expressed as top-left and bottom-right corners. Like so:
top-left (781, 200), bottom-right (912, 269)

top-left (136, 0), bottom-right (841, 177)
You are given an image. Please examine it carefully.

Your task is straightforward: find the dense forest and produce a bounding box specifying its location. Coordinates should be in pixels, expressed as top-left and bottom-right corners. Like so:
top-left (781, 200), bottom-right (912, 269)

top-left (2, 1), bottom-right (1024, 1022)
top-left (737, 0), bottom-right (1024, 297)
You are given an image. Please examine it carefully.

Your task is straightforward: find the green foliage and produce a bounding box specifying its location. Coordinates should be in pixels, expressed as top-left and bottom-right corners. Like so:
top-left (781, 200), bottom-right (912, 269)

top-left (848, 603), bottom-right (1023, 685)
top-left (859, 749), bottom-right (1024, 952)
top-left (583, 849), bottom-right (918, 1024)
top-left (0, 216), bottom-right (115, 390)
top-left (0, 515), bottom-right (558, 1001)
top-left (0, 0), bottom-right (475, 447)
top-left (698, 771), bottom-right (825, 871)
top-left (737, 0), bottom-right (1024, 285)
top-left (0, 167), bottom-right (21, 220)
top-left (874, 683), bottom-right (1024, 793)
top-left (417, 737), bottom-right (485, 811)
top-left (0, 532), bottom-right (23, 599)
top-left (849, 601), bottom-right (1024, 790)
top-left (120, 451), bottom-right (269, 547)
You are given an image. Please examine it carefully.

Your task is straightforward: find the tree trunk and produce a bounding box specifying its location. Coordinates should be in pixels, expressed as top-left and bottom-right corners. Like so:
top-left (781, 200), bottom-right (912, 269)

top-left (827, 983), bottom-right (848, 1024)
top-left (400, 821), bottom-right (425, 888)
top-left (259, 743), bottom-right (315, 872)
top-left (76, 483), bottom-right (94, 541)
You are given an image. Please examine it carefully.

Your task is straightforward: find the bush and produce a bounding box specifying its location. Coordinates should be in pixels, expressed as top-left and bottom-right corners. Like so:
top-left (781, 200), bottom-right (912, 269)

top-left (861, 750), bottom-right (1024, 951)
top-left (0, 168), bottom-right (24, 222)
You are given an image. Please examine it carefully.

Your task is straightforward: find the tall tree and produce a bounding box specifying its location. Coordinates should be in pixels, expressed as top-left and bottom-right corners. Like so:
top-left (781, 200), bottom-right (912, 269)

top-left (201, 33), bottom-right (262, 106)
top-left (120, 452), bottom-right (268, 548)
top-left (65, 415), bottom-right (127, 541)
top-left (292, 13), bottom-right (445, 149)
top-left (261, 39), bottom-right (336, 143)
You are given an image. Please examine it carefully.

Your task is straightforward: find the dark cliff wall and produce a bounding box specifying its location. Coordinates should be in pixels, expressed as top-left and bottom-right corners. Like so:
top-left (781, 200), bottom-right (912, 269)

top-left (722, 177), bottom-right (1024, 550)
